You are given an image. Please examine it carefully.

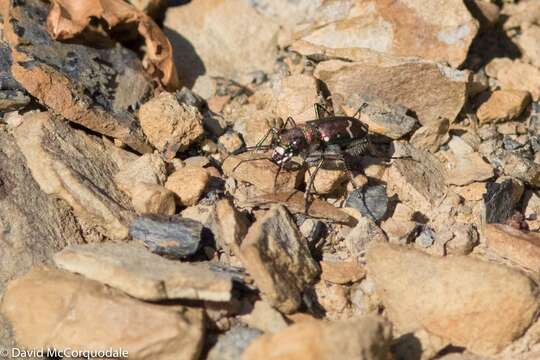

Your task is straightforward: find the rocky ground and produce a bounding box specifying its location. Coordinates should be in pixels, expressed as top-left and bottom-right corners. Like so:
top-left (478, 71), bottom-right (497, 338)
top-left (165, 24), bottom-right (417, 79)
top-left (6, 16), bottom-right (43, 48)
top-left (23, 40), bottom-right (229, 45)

top-left (1, 0), bottom-right (540, 359)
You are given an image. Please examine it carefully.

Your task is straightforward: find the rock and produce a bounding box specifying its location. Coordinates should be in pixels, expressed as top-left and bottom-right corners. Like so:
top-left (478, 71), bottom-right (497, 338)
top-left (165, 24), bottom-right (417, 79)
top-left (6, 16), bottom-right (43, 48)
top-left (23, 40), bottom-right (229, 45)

top-left (320, 261), bottom-right (366, 285)
top-left (446, 137), bottom-right (494, 186)
top-left (272, 74), bottom-right (321, 123)
top-left (305, 166), bottom-right (347, 195)
top-left (242, 316), bottom-right (393, 360)
top-left (128, 0), bottom-right (167, 20)
top-left (165, 167), bottom-right (210, 206)
top-left (312, 281), bottom-right (352, 320)
top-left (517, 25), bottom-right (540, 68)
top-left (452, 181), bottom-right (488, 202)
top-left (3, 0), bottom-right (152, 153)
top-left (239, 191), bottom-right (356, 224)
top-left (131, 183), bottom-right (177, 215)
top-left (219, 131), bottom-right (244, 154)
top-left (297, 0), bottom-right (478, 68)
top-left (54, 243), bottom-right (232, 301)
top-left (114, 153), bottom-right (168, 195)
top-left (223, 152), bottom-right (304, 193)
top-left (315, 58), bottom-right (468, 127)
top-left (381, 214), bottom-right (417, 245)
top-left (345, 185), bottom-right (388, 222)
top-left (240, 205), bottom-right (320, 313)
top-left (445, 223), bottom-right (479, 256)
top-left (367, 243), bottom-right (539, 355)
top-left (345, 94), bottom-right (418, 139)
top-left (244, 0), bottom-right (321, 29)
top-left (415, 226), bottom-right (436, 248)
top-left (387, 142), bottom-right (447, 215)
top-left (501, 153), bottom-right (540, 187)
top-left (485, 59), bottom-right (540, 100)
top-left (214, 199), bottom-right (250, 256)
top-left (129, 215), bottom-right (203, 259)
top-left (523, 190), bottom-right (540, 219)
top-left (483, 177), bottom-right (524, 224)
top-left (1, 267), bottom-right (204, 360)
top-left (345, 216), bottom-right (388, 258)
top-left (241, 301), bottom-right (288, 334)
top-left (0, 42), bottom-right (29, 113)
top-left (208, 327), bottom-right (263, 360)
top-left (164, 0), bottom-right (279, 87)
top-left (14, 112), bottom-right (134, 241)
top-left (472, 0), bottom-right (501, 26)
top-left (139, 92), bottom-right (204, 158)
top-left (477, 90), bottom-right (531, 124)
top-left (231, 105), bottom-right (282, 147)
top-left (485, 224), bottom-right (540, 273)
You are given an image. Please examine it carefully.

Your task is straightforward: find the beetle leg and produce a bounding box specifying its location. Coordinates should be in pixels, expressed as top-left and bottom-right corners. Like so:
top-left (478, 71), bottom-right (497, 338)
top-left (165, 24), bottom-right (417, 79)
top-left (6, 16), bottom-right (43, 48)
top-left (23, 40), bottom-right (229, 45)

top-left (319, 152), bottom-right (359, 190)
top-left (304, 157), bottom-right (324, 214)
top-left (314, 103), bottom-right (333, 119)
top-left (232, 156), bottom-right (273, 172)
top-left (284, 116), bottom-right (297, 129)
top-left (352, 102), bottom-right (369, 119)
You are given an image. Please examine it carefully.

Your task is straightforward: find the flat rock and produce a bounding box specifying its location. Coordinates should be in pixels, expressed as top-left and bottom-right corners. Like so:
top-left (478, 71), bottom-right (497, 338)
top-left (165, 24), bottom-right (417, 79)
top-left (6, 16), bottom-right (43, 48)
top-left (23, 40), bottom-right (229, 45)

top-left (486, 58), bottom-right (540, 100)
top-left (485, 224), bottom-right (540, 273)
top-left (242, 316), bottom-right (392, 360)
top-left (54, 243), bottom-right (232, 301)
top-left (164, 0), bottom-right (279, 86)
top-left (477, 90), bottom-right (531, 124)
top-left (345, 94), bottom-right (418, 139)
top-left (208, 327), bottom-right (263, 360)
top-left (165, 166), bottom-right (210, 206)
top-left (315, 57), bottom-right (468, 127)
top-left (239, 191), bottom-right (356, 224)
top-left (3, 0), bottom-right (152, 153)
top-left (483, 178), bottom-right (524, 224)
top-left (139, 92), bottom-right (204, 158)
top-left (223, 152), bottom-right (304, 193)
top-left (320, 261), bottom-right (366, 285)
top-left (297, 0), bottom-right (478, 68)
top-left (129, 215), bottom-right (203, 259)
top-left (367, 242), bottom-right (539, 355)
top-left (240, 205), bottom-right (320, 314)
top-left (346, 185), bottom-right (388, 221)
top-left (1, 266), bottom-right (204, 360)
top-left (13, 112), bottom-right (134, 241)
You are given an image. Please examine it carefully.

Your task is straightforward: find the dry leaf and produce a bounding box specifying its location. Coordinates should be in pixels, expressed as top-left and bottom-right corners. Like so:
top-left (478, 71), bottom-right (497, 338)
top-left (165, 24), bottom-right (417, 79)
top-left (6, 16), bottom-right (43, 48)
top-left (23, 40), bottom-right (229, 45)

top-left (47, 0), bottom-right (179, 91)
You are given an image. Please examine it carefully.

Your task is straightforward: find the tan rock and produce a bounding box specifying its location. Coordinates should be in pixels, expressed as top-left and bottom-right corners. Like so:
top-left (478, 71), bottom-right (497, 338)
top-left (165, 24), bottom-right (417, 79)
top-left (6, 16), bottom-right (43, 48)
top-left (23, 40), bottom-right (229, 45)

top-left (242, 316), bottom-right (392, 360)
top-left (223, 152), bottom-right (304, 193)
top-left (367, 243), bottom-right (539, 355)
top-left (485, 224), bottom-right (540, 273)
top-left (13, 112), bottom-right (133, 241)
top-left (321, 261), bottom-right (366, 285)
top-left (131, 183), bottom-right (176, 215)
top-left (446, 137), bottom-right (494, 186)
top-left (452, 182), bottom-right (487, 201)
top-left (139, 92), bottom-right (204, 158)
top-left (1, 267), bottom-right (204, 360)
top-left (114, 153), bottom-right (168, 195)
top-left (410, 119), bottom-right (450, 153)
top-left (313, 281), bottom-right (352, 320)
top-left (477, 90), bottom-right (531, 124)
top-left (241, 300), bottom-right (288, 334)
top-left (128, 0), bottom-right (167, 19)
top-left (486, 59), bottom-right (540, 100)
top-left (517, 25), bottom-right (540, 68)
top-left (315, 58), bottom-right (468, 127)
top-left (164, 0), bottom-right (279, 86)
top-left (240, 206), bottom-right (320, 313)
top-left (165, 167), bottom-right (210, 206)
top-left (273, 74), bottom-right (321, 123)
top-left (231, 105), bottom-right (282, 147)
top-left (54, 243), bottom-right (232, 301)
top-left (218, 131), bottom-right (244, 154)
top-left (305, 166), bottom-right (348, 195)
top-left (214, 199), bottom-right (250, 256)
top-left (347, 174), bottom-right (369, 192)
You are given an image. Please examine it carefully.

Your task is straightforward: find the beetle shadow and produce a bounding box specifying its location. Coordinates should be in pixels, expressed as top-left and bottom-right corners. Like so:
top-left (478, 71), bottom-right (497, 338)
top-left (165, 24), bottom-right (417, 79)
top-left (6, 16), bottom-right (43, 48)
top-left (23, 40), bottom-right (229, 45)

top-left (164, 27), bottom-right (206, 89)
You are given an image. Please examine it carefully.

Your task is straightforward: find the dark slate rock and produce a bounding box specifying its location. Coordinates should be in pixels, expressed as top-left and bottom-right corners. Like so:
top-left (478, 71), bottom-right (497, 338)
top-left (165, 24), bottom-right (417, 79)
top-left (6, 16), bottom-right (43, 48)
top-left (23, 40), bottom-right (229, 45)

top-left (346, 185), bottom-right (388, 222)
top-left (129, 215), bottom-right (203, 259)
top-left (0, 42), bottom-right (30, 112)
top-left (484, 179), bottom-right (520, 224)
top-left (207, 327), bottom-right (263, 360)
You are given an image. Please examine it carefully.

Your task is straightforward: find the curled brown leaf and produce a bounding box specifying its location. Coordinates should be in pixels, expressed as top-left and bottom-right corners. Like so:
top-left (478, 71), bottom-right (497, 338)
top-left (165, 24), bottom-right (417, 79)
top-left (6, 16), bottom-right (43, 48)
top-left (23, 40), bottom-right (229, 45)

top-left (47, 0), bottom-right (179, 91)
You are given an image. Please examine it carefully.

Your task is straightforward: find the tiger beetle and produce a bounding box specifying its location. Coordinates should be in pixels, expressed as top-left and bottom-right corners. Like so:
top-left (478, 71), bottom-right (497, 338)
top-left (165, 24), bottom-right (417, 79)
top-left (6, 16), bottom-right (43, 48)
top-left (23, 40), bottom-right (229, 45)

top-left (232, 103), bottom-right (371, 213)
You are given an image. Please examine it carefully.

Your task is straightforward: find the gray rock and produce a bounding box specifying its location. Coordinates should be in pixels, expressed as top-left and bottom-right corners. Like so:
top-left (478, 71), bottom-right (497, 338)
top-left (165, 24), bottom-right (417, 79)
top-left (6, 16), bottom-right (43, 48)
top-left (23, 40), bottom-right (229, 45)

top-left (484, 178), bottom-right (524, 224)
top-left (207, 327), bottom-right (263, 360)
top-left (346, 185), bottom-right (388, 222)
top-left (0, 42), bottom-right (30, 113)
top-left (130, 215), bottom-right (203, 259)
top-left (501, 153), bottom-right (540, 187)
top-left (415, 227), bottom-right (436, 248)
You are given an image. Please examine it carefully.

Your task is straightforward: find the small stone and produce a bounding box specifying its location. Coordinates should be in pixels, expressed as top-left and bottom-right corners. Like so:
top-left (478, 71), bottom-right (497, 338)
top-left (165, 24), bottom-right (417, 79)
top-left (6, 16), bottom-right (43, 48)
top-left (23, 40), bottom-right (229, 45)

top-left (312, 281), bottom-right (351, 320)
top-left (232, 105), bottom-right (282, 147)
top-left (346, 174), bottom-right (369, 192)
top-left (477, 90), bottom-right (531, 124)
top-left (240, 205), bottom-right (320, 313)
top-left (201, 139), bottom-right (219, 154)
top-left (409, 119), bottom-right (450, 153)
top-left (131, 183), bottom-right (177, 215)
top-left (139, 92), bottom-right (204, 158)
top-left (129, 215), bottom-right (203, 259)
top-left (486, 224), bottom-right (540, 273)
top-left (446, 137), bottom-right (494, 186)
top-left (485, 58), bottom-right (540, 100)
top-left (345, 185), bottom-right (388, 222)
top-left (54, 243), bottom-right (233, 301)
top-left (415, 227), bottom-right (436, 248)
top-left (305, 167), bottom-right (347, 194)
top-left (1, 267), bottom-right (204, 360)
top-left (501, 153), bottom-right (540, 187)
top-left (320, 261), bottom-right (366, 285)
top-left (483, 177), bottom-right (524, 224)
top-left (445, 223), bottom-right (479, 256)
top-left (223, 152), bottom-right (304, 193)
top-left (114, 153), bottom-right (168, 195)
top-left (345, 216), bottom-right (388, 258)
top-left (208, 327), bottom-right (263, 360)
top-left (242, 316), bottom-right (393, 360)
top-left (165, 166), bottom-right (210, 206)
top-left (214, 199), bottom-right (250, 256)
top-left (240, 301), bottom-right (288, 334)
top-left (272, 74), bottom-right (321, 123)
top-left (219, 131), bottom-right (244, 154)
top-left (367, 243), bottom-right (539, 355)
top-left (381, 216), bottom-right (417, 245)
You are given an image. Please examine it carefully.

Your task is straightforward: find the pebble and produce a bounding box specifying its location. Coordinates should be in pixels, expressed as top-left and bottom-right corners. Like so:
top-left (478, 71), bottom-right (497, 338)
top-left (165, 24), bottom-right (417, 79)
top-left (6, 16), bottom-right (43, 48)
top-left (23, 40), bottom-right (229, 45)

top-left (345, 185), bottom-right (388, 222)
top-left (114, 153), bottom-right (168, 195)
top-left (131, 183), bottom-right (177, 215)
top-left (165, 166), bottom-right (210, 207)
top-left (477, 90), bottom-right (531, 124)
top-left (219, 131), bottom-right (244, 154)
top-left (415, 226), bottom-right (436, 248)
top-left (129, 215), bottom-right (203, 259)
